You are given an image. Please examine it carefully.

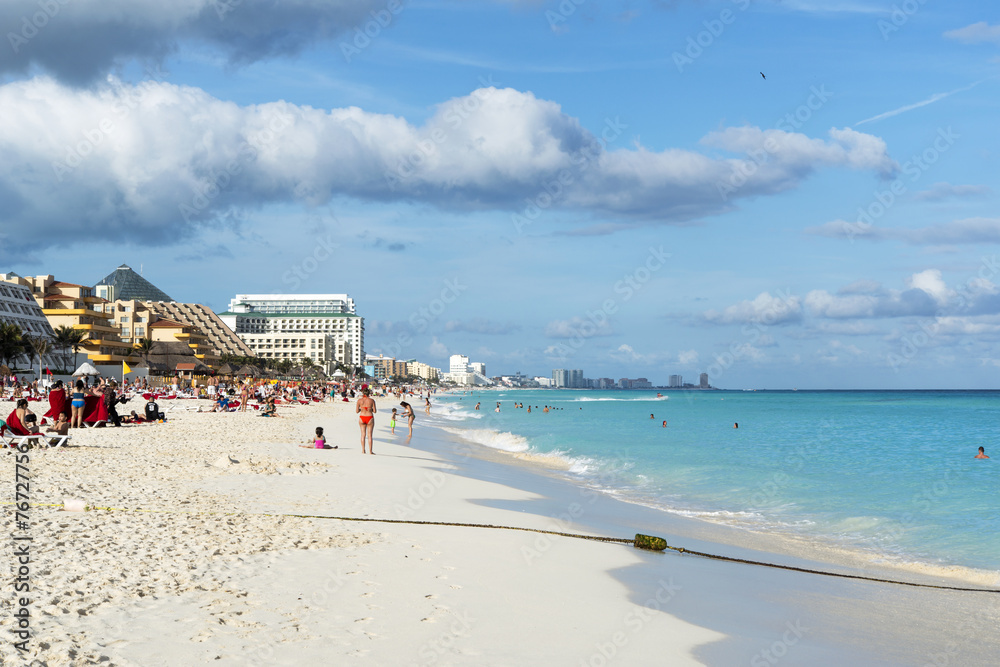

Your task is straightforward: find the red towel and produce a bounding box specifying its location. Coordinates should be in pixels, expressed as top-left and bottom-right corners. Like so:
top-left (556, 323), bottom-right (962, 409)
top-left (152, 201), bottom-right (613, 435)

top-left (82, 395), bottom-right (109, 424)
top-left (5, 411), bottom-right (30, 436)
top-left (44, 388), bottom-right (69, 420)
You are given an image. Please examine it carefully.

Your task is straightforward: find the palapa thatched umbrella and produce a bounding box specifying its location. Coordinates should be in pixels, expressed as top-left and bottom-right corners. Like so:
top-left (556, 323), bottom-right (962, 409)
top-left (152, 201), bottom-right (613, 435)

top-left (217, 363), bottom-right (236, 376)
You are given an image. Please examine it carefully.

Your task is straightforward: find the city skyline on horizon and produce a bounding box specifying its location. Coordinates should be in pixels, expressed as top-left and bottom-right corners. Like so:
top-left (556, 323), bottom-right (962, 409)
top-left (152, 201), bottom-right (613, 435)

top-left (1, 2), bottom-right (998, 390)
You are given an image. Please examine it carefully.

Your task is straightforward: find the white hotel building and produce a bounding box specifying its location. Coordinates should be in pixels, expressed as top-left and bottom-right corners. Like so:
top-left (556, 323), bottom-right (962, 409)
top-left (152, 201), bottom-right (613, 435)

top-left (219, 294), bottom-right (364, 371)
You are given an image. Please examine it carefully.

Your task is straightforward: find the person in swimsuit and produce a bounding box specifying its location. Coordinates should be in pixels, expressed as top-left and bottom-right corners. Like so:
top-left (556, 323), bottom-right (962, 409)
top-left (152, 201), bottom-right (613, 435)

top-left (300, 426), bottom-right (336, 450)
top-left (975, 446), bottom-right (989, 459)
top-left (70, 379), bottom-right (87, 429)
top-left (357, 388), bottom-right (376, 454)
top-left (425, 397), bottom-right (431, 415)
top-left (390, 408), bottom-right (398, 434)
top-left (400, 401), bottom-right (415, 437)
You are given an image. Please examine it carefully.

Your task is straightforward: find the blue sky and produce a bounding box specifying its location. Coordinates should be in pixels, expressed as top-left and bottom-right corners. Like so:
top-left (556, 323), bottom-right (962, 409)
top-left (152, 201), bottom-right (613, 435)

top-left (0, 0), bottom-right (997, 388)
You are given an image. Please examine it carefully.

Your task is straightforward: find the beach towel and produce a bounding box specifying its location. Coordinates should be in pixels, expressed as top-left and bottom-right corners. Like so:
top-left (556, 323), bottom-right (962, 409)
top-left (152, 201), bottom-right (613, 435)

top-left (82, 395), bottom-right (109, 424)
top-left (5, 411), bottom-right (30, 436)
top-left (44, 388), bottom-right (69, 420)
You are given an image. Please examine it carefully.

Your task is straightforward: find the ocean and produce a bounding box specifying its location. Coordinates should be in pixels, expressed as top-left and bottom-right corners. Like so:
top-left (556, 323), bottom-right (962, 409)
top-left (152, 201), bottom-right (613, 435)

top-left (423, 389), bottom-right (1000, 577)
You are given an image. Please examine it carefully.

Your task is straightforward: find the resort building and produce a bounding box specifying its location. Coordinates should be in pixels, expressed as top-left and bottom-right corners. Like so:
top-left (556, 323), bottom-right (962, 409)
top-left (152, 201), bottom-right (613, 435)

top-left (443, 354), bottom-right (491, 385)
top-left (408, 361), bottom-right (440, 382)
top-left (219, 293), bottom-right (364, 371)
top-left (108, 299), bottom-right (253, 359)
top-left (0, 274), bottom-right (60, 369)
top-left (147, 318), bottom-right (220, 367)
top-left (2, 273), bottom-right (130, 363)
top-left (700, 373), bottom-right (710, 389)
top-left (669, 375), bottom-right (683, 388)
top-left (449, 354), bottom-right (470, 373)
top-left (95, 264), bottom-right (173, 303)
top-left (365, 355), bottom-right (407, 381)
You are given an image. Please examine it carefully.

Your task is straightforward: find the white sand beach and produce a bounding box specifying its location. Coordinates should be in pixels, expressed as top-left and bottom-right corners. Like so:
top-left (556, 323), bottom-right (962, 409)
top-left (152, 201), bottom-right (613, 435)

top-left (3, 396), bottom-right (999, 666)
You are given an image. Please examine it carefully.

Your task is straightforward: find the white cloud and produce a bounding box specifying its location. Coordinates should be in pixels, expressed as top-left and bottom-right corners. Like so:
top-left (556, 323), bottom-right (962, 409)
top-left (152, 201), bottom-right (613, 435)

top-left (0, 77), bottom-right (898, 259)
top-left (703, 291), bottom-right (802, 325)
top-left (428, 337), bottom-right (448, 358)
top-left (914, 182), bottom-right (992, 201)
top-left (806, 217), bottom-right (1000, 245)
top-left (944, 22), bottom-right (1000, 44)
top-left (545, 316), bottom-right (614, 338)
top-left (677, 349), bottom-right (699, 365)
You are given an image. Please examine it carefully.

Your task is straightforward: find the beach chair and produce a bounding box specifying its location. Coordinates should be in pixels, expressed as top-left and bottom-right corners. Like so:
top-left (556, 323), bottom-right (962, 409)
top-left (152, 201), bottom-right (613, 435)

top-left (43, 433), bottom-right (72, 447)
top-left (0, 422), bottom-right (45, 449)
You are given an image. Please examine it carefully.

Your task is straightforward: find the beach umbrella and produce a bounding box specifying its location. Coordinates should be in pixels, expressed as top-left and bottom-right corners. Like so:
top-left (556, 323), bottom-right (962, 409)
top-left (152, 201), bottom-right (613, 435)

top-left (72, 361), bottom-right (101, 377)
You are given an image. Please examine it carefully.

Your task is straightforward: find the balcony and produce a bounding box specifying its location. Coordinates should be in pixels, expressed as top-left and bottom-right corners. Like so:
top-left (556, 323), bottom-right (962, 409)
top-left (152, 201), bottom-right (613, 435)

top-left (46, 308), bottom-right (112, 319)
top-left (74, 323), bottom-right (121, 334)
top-left (81, 338), bottom-right (132, 348)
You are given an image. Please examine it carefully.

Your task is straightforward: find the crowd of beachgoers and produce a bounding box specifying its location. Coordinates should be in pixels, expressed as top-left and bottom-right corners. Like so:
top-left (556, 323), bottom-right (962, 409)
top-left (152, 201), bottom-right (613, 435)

top-left (1, 373), bottom-right (432, 448)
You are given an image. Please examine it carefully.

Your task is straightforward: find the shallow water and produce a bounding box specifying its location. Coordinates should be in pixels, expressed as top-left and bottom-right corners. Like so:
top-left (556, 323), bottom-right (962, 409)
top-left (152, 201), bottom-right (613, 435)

top-left (424, 389), bottom-right (1000, 574)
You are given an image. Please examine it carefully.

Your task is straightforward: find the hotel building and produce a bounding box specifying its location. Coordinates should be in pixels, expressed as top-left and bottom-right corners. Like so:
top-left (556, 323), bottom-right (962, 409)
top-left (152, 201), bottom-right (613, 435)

top-left (219, 294), bottom-right (364, 372)
top-left (2, 273), bottom-right (131, 363)
top-left (0, 274), bottom-right (59, 369)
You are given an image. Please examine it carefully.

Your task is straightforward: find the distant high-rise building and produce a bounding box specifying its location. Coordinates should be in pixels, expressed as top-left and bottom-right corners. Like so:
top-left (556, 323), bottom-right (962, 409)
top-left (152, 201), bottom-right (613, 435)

top-left (699, 373), bottom-right (709, 388)
top-left (470, 361), bottom-right (486, 376)
top-left (450, 354), bottom-right (471, 373)
top-left (669, 375), bottom-right (683, 388)
top-left (553, 369), bottom-right (584, 388)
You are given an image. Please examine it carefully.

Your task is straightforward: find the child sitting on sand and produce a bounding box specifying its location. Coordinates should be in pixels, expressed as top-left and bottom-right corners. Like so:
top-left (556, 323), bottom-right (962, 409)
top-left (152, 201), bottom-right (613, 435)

top-left (299, 426), bottom-right (336, 449)
top-left (46, 412), bottom-right (69, 436)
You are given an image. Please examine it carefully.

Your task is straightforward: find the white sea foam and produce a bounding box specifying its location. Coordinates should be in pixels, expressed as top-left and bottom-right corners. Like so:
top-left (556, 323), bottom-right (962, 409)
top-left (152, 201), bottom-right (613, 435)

top-left (570, 396), bottom-right (669, 402)
top-left (447, 428), bottom-right (531, 453)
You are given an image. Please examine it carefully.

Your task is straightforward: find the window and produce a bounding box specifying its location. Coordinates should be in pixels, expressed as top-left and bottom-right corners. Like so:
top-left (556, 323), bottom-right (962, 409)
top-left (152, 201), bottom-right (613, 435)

top-left (120, 316), bottom-right (129, 323)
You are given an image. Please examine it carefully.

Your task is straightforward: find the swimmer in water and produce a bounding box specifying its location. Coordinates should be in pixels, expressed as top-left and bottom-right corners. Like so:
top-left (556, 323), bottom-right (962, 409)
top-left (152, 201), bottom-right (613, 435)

top-left (662, 420), bottom-right (667, 427)
top-left (733, 422), bottom-right (739, 429)
top-left (650, 414), bottom-right (654, 419)
top-left (975, 446), bottom-right (990, 459)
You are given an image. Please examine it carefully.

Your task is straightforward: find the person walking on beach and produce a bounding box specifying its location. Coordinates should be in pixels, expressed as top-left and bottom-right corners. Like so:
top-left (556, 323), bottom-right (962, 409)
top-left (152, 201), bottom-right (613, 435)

top-left (400, 400), bottom-right (415, 437)
top-left (357, 388), bottom-right (376, 454)
top-left (425, 397), bottom-right (431, 415)
top-left (975, 447), bottom-right (989, 459)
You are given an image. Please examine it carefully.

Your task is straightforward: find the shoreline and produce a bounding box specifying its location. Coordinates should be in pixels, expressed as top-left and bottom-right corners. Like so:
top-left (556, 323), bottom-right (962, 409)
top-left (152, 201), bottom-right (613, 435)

top-left (3, 395), bottom-right (998, 664)
top-left (433, 388), bottom-right (1000, 579)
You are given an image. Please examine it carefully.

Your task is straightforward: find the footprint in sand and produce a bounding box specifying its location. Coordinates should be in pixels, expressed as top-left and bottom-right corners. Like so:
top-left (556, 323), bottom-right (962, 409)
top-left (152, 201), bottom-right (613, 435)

top-left (354, 617), bottom-right (373, 623)
top-left (449, 585), bottom-right (462, 589)
top-left (359, 592), bottom-right (374, 598)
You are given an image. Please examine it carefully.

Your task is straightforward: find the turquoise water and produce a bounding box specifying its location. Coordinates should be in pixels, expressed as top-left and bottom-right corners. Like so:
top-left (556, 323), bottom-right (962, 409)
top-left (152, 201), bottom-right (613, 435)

top-left (428, 389), bottom-right (1000, 573)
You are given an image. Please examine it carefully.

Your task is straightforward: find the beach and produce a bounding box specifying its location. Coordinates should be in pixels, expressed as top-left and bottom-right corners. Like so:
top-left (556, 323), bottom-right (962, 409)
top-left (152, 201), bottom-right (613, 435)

top-left (3, 395), bottom-right (999, 665)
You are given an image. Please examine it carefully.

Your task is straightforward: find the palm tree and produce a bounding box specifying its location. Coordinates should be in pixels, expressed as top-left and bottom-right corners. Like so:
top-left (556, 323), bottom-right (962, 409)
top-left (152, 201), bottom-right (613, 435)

top-left (23, 335), bottom-right (52, 379)
top-left (135, 337), bottom-right (156, 365)
top-left (53, 325), bottom-right (85, 372)
top-left (0, 323), bottom-right (24, 370)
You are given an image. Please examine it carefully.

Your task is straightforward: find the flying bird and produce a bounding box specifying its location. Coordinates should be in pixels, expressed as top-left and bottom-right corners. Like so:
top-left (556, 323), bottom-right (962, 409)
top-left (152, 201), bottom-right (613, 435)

top-left (760, 72), bottom-right (766, 80)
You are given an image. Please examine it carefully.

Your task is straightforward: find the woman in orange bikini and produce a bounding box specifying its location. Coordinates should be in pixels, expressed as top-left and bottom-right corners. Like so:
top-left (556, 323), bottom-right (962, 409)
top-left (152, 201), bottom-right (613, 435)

top-left (356, 387), bottom-right (377, 454)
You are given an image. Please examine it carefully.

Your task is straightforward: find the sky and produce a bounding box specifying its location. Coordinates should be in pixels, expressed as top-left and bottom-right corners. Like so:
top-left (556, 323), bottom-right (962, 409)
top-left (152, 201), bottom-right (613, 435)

top-left (0, 0), bottom-right (997, 389)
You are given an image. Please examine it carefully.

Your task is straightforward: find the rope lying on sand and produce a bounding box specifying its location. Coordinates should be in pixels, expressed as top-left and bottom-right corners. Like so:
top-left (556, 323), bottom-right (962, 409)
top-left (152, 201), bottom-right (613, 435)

top-left (9, 502), bottom-right (1000, 593)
